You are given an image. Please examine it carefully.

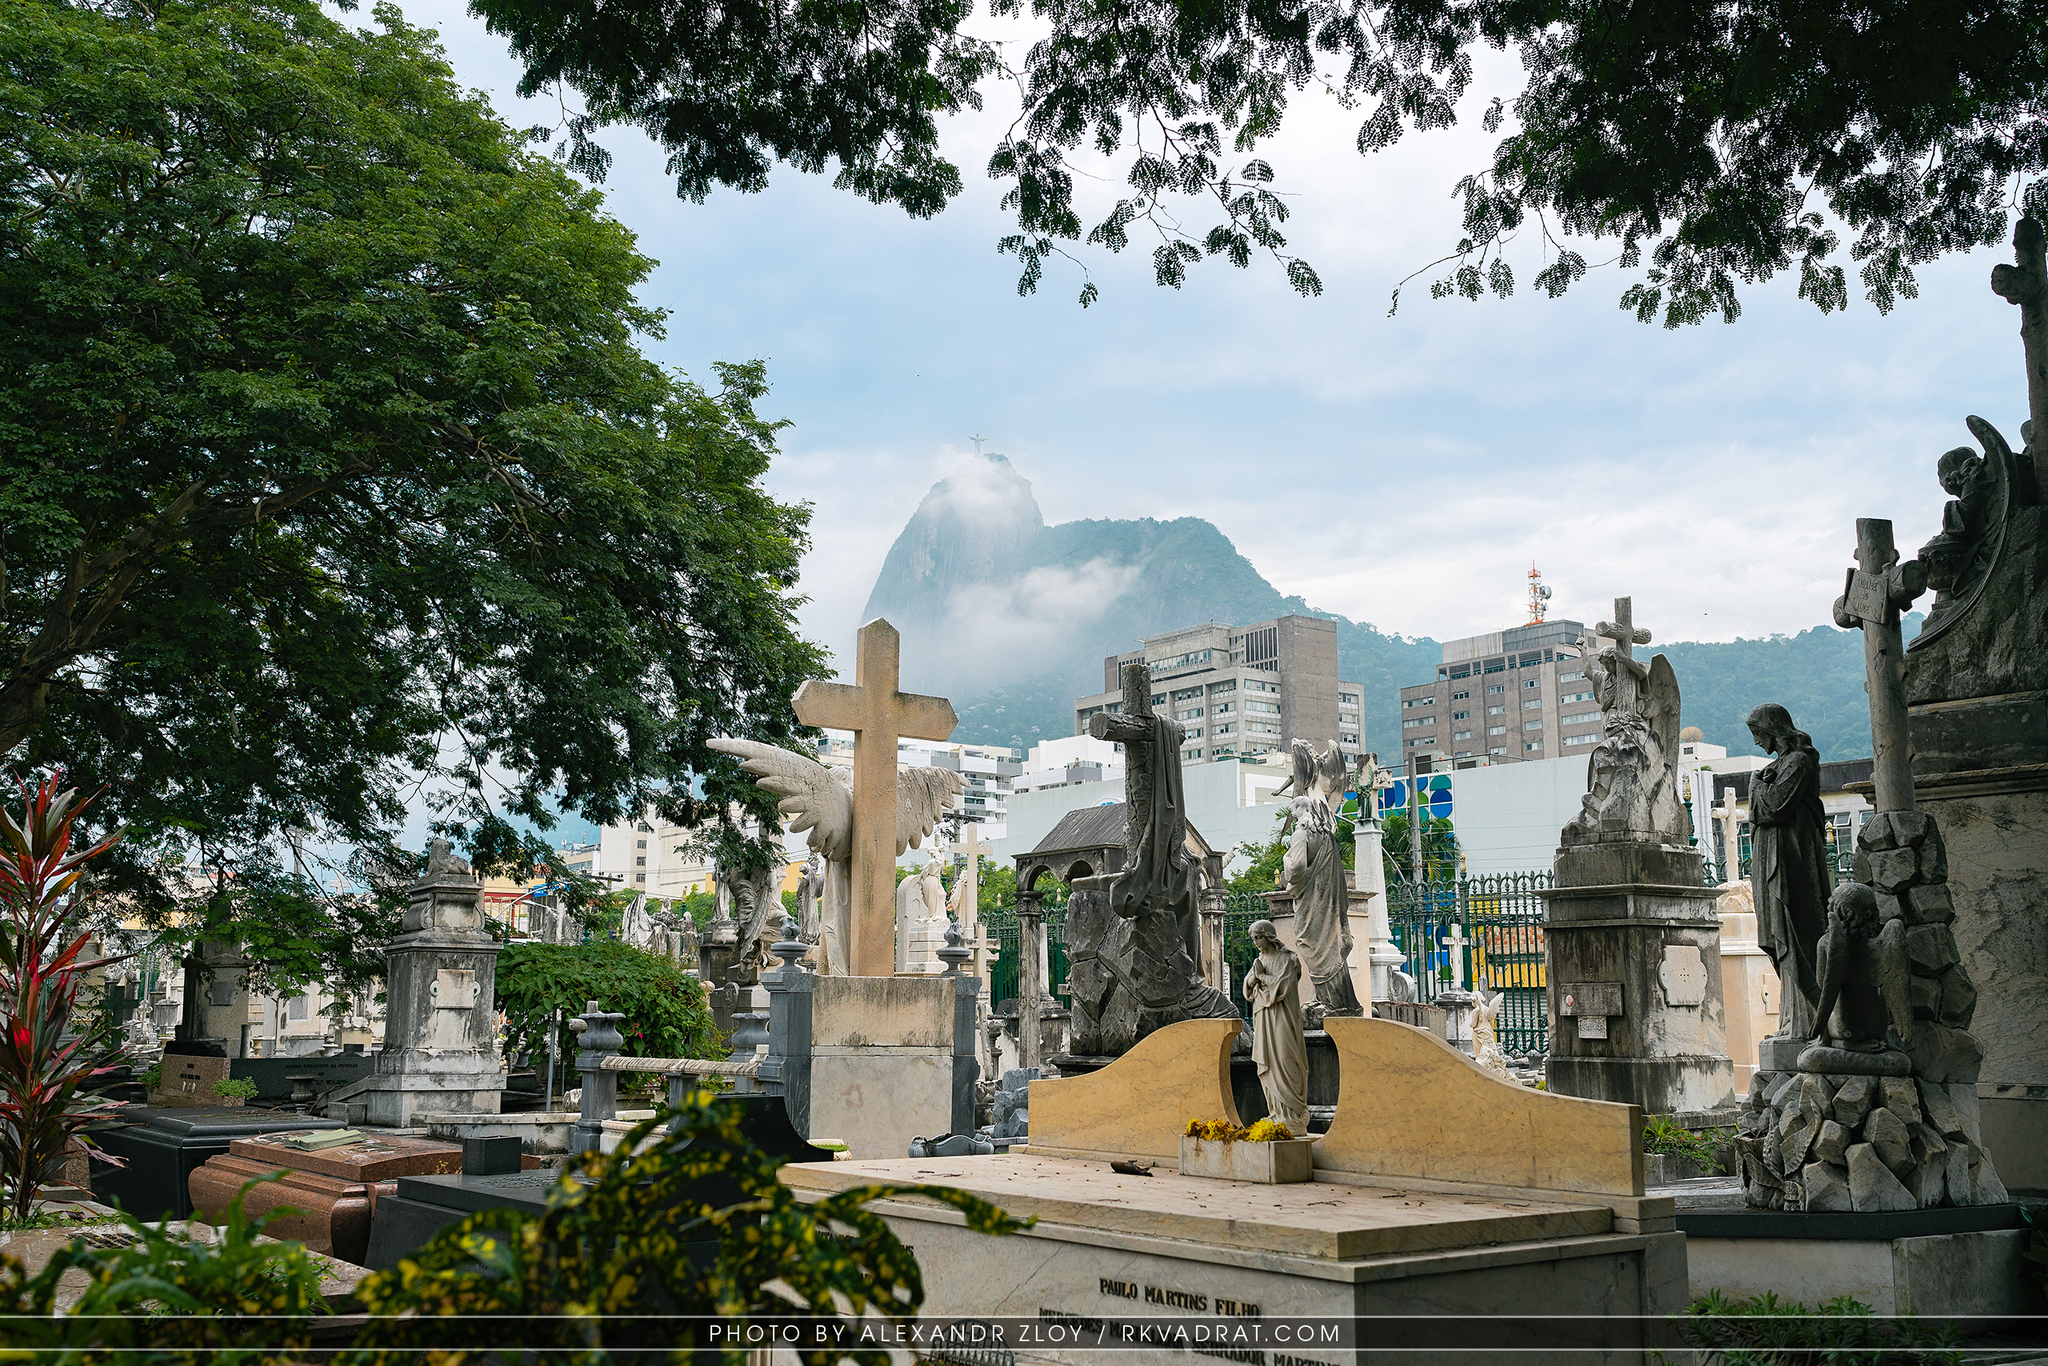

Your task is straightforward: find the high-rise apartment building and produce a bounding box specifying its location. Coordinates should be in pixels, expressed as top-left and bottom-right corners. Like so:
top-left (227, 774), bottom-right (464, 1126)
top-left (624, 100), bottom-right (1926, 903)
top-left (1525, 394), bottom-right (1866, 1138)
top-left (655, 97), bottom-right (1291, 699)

top-left (1395, 620), bottom-right (1603, 768)
top-left (1073, 615), bottom-right (1363, 765)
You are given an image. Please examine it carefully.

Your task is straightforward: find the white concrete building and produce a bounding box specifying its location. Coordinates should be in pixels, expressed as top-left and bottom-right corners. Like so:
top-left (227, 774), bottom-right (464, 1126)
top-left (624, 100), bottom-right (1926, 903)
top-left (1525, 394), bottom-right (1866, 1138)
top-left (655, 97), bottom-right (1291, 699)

top-left (990, 752), bottom-right (1295, 875)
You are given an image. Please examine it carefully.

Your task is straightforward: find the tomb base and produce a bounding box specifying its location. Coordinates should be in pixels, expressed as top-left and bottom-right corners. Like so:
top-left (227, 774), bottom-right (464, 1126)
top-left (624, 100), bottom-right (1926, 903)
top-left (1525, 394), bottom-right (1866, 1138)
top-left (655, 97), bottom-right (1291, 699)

top-left (1054, 1032), bottom-right (1339, 1132)
top-left (1679, 1204), bottom-right (2035, 1316)
top-left (188, 1131), bottom-right (463, 1264)
top-left (88, 1106), bottom-right (346, 1221)
top-left (782, 1153), bottom-right (1688, 1365)
top-left (1541, 843), bottom-right (1737, 1115)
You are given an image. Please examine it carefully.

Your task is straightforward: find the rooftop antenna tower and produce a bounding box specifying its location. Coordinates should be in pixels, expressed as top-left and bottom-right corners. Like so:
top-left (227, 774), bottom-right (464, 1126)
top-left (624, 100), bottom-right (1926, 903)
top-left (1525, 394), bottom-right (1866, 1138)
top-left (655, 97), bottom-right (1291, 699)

top-left (1525, 562), bottom-right (1552, 625)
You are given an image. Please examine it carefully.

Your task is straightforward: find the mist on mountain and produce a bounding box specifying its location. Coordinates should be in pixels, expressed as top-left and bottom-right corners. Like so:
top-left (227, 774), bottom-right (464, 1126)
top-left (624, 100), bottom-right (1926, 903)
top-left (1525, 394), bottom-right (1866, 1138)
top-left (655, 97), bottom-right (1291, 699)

top-left (861, 452), bottom-right (1895, 764)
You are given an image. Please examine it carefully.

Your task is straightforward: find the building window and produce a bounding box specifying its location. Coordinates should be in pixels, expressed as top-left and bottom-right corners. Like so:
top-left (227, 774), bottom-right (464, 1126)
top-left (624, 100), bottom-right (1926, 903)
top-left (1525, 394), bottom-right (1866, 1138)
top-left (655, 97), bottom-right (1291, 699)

top-left (1339, 692), bottom-right (1359, 705)
top-left (1175, 706), bottom-right (1203, 720)
top-left (1185, 727), bottom-right (1203, 738)
top-left (1248, 721), bottom-right (1283, 734)
top-left (1209, 681), bottom-right (1236, 695)
top-left (1526, 741), bottom-right (1544, 752)
top-left (1562, 691), bottom-right (1594, 703)
top-left (1453, 730), bottom-right (1472, 741)
top-left (1451, 690), bottom-right (1470, 700)
top-left (1559, 671), bottom-right (1586, 682)
top-left (637, 822), bottom-right (653, 833)
top-left (1488, 684), bottom-right (1505, 694)
top-left (1525, 679), bottom-right (1540, 689)
top-left (635, 856), bottom-right (647, 866)
top-left (1402, 716), bottom-right (1435, 729)
top-left (1488, 725), bottom-right (1507, 736)
top-left (636, 839), bottom-right (647, 849)
top-left (1402, 696), bottom-right (1437, 709)
top-left (634, 873), bottom-right (646, 883)
top-left (1455, 750), bottom-right (1472, 757)
top-left (1452, 710), bottom-right (1470, 721)
top-left (1247, 701), bottom-right (1281, 714)
top-left (1183, 748), bottom-right (1203, 760)
top-left (1564, 733), bottom-right (1600, 746)
top-left (1488, 746), bottom-right (1507, 755)
top-left (1341, 732), bottom-right (1359, 744)
top-left (1524, 720), bottom-right (1543, 731)
top-left (1151, 693), bottom-right (1166, 706)
top-left (1488, 705), bottom-right (1505, 716)
top-left (1247, 679), bottom-right (1280, 694)
top-left (1524, 698), bottom-right (1543, 710)
top-left (1406, 738), bottom-right (1434, 748)
top-left (1563, 711), bottom-right (1601, 727)
top-left (1215, 723), bottom-right (1234, 735)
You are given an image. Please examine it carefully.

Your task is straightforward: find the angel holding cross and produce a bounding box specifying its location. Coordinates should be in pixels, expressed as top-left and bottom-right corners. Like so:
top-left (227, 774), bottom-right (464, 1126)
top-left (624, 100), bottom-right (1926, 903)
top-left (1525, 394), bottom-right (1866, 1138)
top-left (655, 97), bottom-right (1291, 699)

top-left (1561, 596), bottom-right (1690, 847)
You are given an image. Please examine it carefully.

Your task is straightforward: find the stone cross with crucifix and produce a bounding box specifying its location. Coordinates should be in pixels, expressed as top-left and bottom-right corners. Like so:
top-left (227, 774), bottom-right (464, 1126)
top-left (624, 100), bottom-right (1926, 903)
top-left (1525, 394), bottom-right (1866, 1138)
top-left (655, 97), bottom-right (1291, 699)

top-left (793, 619), bottom-right (958, 978)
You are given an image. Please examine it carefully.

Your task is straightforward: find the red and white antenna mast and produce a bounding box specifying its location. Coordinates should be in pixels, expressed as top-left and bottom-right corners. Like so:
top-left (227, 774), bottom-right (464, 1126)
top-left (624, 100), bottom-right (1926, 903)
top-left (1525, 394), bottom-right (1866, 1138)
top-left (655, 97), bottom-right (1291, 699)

top-left (1526, 562), bottom-right (1552, 625)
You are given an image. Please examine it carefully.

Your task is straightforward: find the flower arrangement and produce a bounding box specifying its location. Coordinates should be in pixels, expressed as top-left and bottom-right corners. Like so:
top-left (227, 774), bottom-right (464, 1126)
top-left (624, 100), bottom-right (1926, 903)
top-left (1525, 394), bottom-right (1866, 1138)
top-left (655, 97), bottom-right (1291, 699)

top-left (1183, 1118), bottom-right (1295, 1143)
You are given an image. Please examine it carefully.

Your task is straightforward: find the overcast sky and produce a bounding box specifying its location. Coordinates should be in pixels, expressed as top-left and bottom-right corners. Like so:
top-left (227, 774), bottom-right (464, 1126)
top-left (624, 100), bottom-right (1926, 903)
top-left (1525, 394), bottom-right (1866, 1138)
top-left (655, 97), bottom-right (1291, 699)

top-left (394, 0), bottom-right (2032, 673)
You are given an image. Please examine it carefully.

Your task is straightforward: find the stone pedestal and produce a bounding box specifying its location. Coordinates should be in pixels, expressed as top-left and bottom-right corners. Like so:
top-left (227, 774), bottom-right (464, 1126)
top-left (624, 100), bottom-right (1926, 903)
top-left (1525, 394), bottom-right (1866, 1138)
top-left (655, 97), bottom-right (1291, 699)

top-left (352, 861), bottom-right (506, 1129)
top-left (1714, 891), bottom-right (1781, 1096)
top-left (1542, 842), bottom-right (1737, 1115)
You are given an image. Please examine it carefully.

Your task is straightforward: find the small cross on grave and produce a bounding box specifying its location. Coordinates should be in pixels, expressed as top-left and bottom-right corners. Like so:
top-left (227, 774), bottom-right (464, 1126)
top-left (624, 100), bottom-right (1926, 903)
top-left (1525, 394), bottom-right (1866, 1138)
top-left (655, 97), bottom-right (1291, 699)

top-left (1831, 520), bottom-right (1924, 813)
top-left (1440, 922), bottom-right (1471, 991)
top-left (792, 618), bottom-right (958, 978)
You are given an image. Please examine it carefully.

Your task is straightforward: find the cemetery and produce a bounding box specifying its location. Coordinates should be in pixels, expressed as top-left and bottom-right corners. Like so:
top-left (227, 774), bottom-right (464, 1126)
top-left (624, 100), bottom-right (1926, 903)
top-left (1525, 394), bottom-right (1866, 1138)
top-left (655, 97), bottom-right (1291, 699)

top-left (4, 0), bottom-right (2048, 1359)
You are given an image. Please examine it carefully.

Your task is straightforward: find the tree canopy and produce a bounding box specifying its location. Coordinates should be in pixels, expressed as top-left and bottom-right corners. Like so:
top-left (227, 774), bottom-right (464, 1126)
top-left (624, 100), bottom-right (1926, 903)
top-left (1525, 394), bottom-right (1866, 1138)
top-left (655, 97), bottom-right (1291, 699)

top-left (473, 0), bottom-right (2048, 318)
top-left (0, 0), bottom-right (823, 976)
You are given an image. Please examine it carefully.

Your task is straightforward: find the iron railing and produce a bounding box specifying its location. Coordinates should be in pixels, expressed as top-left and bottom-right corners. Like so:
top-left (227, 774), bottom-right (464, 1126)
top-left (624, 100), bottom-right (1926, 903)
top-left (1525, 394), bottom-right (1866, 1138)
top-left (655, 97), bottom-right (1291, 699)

top-left (982, 892), bottom-right (1068, 1009)
top-left (1382, 872), bottom-right (1551, 1055)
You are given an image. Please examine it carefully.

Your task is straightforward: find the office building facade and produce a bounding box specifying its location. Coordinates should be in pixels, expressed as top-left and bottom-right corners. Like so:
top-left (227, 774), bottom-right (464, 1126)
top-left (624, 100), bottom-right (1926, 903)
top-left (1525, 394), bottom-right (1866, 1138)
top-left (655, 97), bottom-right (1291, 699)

top-left (1395, 620), bottom-right (1602, 769)
top-left (1074, 615), bottom-right (1363, 765)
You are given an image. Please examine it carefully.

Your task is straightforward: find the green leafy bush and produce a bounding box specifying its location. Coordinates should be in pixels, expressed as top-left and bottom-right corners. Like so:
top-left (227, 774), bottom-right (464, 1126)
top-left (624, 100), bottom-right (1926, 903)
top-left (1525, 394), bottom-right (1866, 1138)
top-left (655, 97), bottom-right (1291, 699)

top-left (341, 1088), bottom-right (1029, 1361)
top-left (1643, 1115), bottom-right (1730, 1175)
top-left (0, 1180), bottom-right (330, 1359)
top-left (1668, 1290), bottom-right (1962, 1364)
top-left (211, 1078), bottom-right (258, 1100)
top-left (495, 940), bottom-right (717, 1064)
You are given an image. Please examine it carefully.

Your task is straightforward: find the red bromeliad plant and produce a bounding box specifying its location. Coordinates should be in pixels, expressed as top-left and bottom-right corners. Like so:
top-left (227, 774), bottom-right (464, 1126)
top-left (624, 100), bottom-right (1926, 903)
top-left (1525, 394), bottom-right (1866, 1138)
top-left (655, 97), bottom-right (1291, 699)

top-left (0, 774), bottom-right (129, 1223)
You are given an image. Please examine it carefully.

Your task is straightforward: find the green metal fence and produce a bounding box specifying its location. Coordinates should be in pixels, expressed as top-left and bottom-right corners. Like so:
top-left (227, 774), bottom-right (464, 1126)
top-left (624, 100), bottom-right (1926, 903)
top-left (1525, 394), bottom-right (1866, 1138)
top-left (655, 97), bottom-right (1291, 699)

top-left (984, 893), bottom-right (1068, 1009)
top-left (1384, 872), bottom-right (1552, 1056)
top-left (984, 876), bottom-right (1561, 1056)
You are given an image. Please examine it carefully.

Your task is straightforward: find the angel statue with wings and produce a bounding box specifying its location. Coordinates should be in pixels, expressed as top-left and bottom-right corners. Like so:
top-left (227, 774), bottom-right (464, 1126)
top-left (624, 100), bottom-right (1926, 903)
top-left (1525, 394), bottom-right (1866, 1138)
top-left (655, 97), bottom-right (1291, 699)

top-left (707, 738), bottom-right (965, 975)
top-left (1275, 739), bottom-right (1364, 1017)
top-left (1561, 598), bottom-right (1691, 848)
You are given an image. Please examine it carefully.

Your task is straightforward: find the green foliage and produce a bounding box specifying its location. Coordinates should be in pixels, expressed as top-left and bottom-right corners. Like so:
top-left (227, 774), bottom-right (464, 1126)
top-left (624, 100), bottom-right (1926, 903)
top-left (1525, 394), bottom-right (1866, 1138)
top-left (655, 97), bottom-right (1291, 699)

top-left (1380, 811), bottom-right (1458, 884)
top-left (341, 1089), bottom-right (1029, 1362)
top-left (495, 941), bottom-right (717, 1064)
top-left (1661, 616), bottom-right (1923, 763)
top-left (1668, 1290), bottom-right (1962, 1364)
top-left (138, 1064), bottom-right (162, 1093)
top-left (0, 775), bottom-right (127, 1222)
top-left (471, 0), bottom-right (2048, 316)
top-left (0, 0), bottom-right (823, 958)
top-left (211, 1078), bottom-right (259, 1100)
top-left (1642, 1116), bottom-right (1730, 1176)
top-left (0, 1178), bottom-right (331, 1358)
top-left (1227, 828), bottom-right (1286, 895)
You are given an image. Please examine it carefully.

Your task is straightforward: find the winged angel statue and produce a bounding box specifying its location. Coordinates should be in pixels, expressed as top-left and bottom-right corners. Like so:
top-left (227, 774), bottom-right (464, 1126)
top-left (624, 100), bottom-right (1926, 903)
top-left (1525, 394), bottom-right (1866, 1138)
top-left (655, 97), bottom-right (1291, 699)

top-left (708, 739), bottom-right (965, 975)
top-left (1560, 616), bottom-right (1690, 847)
top-left (1274, 739), bottom-right (1364, 1016)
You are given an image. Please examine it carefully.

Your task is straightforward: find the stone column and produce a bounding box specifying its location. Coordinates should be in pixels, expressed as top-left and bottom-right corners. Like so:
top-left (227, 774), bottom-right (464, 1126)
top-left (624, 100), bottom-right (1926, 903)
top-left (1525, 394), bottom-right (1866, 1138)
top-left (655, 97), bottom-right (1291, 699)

top-left (357, 846), bottom-right (508, 1128)
top-left (1352, 817), bottom-right (1403, 1006)
top-left (1018, 892), bottom-right (1045, 1072)
top-left (191, 940), bottom-right (251, 1056)
top-left (1198, 879), bottom-right (1228, 992)
top-left (760, 916), bottom-right (814, 1134)
top-left (571, 1000), bottom-right (624, 1157)
top-left (939, 924), bottom-right (980, 1135)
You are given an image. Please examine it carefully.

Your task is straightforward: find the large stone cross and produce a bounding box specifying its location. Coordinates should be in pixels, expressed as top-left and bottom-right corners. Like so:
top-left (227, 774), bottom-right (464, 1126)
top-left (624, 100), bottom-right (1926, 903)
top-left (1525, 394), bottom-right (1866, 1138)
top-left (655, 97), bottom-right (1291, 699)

top-left (1088, 662), bottom-right (1171, 854)
top-left (1595, 596), bottom-right (1652, 661)
top-left (1990, 216), bottom-right (2047, 452)
top-left (793, 618), bottom-right (957, 978)
top-left (1832, 519), bottom-right (1925, 814)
